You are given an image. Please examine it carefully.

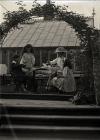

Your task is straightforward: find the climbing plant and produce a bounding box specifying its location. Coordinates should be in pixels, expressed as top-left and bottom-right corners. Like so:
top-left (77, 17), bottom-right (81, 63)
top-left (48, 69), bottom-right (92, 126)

top-left (0, 1), bottom-right (98, 44)
top-left (0, 1), bottom-right (99, 95)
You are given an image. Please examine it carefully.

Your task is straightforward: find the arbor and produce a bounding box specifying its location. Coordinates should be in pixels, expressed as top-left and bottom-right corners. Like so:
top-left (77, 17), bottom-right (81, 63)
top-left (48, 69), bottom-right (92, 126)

top-left (0, 1), bottom-right (99, 100)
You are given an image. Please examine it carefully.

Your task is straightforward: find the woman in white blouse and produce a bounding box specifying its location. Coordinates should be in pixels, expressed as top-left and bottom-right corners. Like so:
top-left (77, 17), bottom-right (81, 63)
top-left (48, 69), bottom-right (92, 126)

top-left (50, 47), bottom-right (67, 70)
top-left (47, 47), bottom-right (67, 89)
top-left (20, 44), bottom-right (37, 92)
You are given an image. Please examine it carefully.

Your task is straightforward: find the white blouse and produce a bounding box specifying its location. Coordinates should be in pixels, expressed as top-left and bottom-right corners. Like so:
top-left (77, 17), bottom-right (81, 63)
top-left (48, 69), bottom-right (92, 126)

top-left (20, 53), bottom-right (35, 69)
top-left (50, 57), bottom-right (66, 70)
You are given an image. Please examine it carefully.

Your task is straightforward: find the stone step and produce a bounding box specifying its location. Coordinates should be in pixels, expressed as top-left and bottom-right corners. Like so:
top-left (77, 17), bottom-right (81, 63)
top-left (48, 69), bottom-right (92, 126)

top-left (1, 103), bottom-right (100, 116)
top-left (2, 114), bottom-right (100, 127)
top-left (1, 125), bottom-right (100, 133)
top-left (1, 99), bottom-right (100, 136)
top-left (0, 93), bottom-right (72, 101)
top-left (2, 114), bottom-right (100, 119)
top-left (1, 128), bottom-right (100, 140)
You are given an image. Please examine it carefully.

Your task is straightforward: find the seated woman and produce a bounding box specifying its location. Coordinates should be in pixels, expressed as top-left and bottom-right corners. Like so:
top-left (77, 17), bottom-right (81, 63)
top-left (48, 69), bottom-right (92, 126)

top-left (46, 47), bottom-right (67, 90)
top-left (49, 47), bottom-right (67, 70)
top-left (51, 59), bottom-right (76, 94)
top-left (11, 54), bottom-right (27, 92)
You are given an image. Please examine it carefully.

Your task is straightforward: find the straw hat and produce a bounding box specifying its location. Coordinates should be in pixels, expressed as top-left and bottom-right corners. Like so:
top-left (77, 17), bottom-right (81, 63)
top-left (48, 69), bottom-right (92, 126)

top-left (55, 47), bottom-right (67, 53)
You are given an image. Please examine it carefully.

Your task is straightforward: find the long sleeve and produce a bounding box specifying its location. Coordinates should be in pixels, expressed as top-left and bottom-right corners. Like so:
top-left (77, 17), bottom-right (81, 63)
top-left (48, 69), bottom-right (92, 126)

top-left (50, 58), bottom-right (57, 65)
top-left (50, 57), bottom-right (64, 70)
top-left (20, 54), bottom-right (27, 65)
top-left (31, 55), bottom-right (35, 67)
top-left (63, 67), bottom-right (68, 77)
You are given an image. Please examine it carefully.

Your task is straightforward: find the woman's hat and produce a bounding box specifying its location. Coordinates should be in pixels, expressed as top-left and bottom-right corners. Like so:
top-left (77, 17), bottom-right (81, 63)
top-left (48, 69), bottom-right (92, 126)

top-left (55, 47), bottom-right (67, 53)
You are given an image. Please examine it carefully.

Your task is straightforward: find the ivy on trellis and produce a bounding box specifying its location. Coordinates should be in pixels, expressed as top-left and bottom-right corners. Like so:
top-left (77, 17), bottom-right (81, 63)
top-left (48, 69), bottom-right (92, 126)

top-left (0, 2), bottom-right (98, 47)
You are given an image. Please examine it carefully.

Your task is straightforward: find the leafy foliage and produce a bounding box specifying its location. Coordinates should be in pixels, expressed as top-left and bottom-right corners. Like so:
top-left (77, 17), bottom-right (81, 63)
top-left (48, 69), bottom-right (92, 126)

top-left (0, 7), bottom-right (31, 43)
top-left (0, 2), bottom-right (98, 46)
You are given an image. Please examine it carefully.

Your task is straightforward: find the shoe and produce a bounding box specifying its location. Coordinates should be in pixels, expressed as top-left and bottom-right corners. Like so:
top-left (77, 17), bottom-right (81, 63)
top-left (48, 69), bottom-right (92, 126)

top-left (69, 98), bottom-right (74, 102)
top-left (23, 88), bottom-right (28, 93)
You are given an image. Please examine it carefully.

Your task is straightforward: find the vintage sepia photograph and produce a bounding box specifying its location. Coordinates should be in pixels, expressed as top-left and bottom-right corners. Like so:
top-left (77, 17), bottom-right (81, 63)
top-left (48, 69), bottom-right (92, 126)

top-left (0, 0), bottom-right (100, 139)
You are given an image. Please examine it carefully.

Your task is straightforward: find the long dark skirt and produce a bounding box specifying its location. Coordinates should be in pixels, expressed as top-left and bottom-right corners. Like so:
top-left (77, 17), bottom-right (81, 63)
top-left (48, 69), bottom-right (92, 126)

top-left (26, 71), bottom-right (37, 92)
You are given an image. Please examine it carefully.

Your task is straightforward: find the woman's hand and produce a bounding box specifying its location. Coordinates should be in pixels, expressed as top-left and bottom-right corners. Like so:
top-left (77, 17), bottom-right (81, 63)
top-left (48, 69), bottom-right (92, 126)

top-left (46, 60), bottom-right (51, 65)
top-left (42, 63), bottom-right (47, 67)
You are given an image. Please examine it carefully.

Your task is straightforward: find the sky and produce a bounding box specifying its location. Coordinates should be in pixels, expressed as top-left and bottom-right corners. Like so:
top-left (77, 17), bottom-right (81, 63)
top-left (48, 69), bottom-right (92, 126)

top-left (0, 0), bottom-right (100, 29)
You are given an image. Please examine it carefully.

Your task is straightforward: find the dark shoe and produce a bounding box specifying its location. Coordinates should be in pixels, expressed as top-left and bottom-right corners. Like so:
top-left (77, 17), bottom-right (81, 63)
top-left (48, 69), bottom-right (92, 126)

top-left (20, 85), bottom-right (28, 93)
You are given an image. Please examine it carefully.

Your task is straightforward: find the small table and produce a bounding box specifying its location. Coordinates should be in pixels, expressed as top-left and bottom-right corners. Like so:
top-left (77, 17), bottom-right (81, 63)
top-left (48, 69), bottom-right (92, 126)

top-left (36, 75), bottom-right (49, 93)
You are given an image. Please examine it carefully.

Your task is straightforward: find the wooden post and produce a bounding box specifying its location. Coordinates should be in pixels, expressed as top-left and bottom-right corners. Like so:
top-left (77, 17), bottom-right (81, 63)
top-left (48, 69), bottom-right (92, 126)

top-left (48, 50), bottom-right (50, 61)
top-left (0, 48), bottom-right (3, 64)
top-left (73, 55), bottom-right (76, 71)
top-left (7, 50), bottom-right (10, 73)
top-left (40, 50), bottom-right (42, 66)
top-left (65, 51), bottom-right (67, 58)
top-left (0, 41), bottom-right (3, 64)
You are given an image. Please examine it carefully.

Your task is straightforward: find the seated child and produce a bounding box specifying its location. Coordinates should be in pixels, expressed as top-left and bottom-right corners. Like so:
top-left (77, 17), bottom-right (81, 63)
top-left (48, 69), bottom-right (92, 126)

top-left (11, 54), bottom-right (27, 92)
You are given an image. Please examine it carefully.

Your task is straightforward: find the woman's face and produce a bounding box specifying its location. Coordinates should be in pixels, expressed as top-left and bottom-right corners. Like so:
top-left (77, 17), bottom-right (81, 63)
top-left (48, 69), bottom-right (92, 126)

top-left (58, 52), bottom-right (65, 57)
top-left (26, 47), bottom-right (31, 53)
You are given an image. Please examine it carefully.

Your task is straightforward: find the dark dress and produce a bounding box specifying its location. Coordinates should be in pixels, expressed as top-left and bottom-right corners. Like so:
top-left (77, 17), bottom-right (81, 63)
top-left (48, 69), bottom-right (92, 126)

top-left (11, 60), bottom-right (26, 92)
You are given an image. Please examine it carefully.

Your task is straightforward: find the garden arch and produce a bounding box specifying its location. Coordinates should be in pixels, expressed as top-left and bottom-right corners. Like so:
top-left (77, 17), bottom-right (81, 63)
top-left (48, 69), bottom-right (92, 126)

top-left (0, 2), bottom-right (99, 104)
